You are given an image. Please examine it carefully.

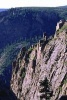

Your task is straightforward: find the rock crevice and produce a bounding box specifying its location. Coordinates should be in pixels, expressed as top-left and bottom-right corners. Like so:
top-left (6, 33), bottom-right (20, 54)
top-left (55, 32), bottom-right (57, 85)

top-left (11, 21), bottom-right (67, 100)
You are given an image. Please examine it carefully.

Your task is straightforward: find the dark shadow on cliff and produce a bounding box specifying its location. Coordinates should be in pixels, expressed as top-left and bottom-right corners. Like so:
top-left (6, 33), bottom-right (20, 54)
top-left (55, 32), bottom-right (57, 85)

top-left (59, 95), bottom-right (67, 100)
top-left (0, 79), bottom-right (18, 100)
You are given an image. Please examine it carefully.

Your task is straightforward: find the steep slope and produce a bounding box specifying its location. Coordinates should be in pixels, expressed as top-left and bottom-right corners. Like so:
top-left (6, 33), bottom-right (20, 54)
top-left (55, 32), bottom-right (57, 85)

top-left (0, 7), bottom-right (59, 73)
top-left (0, 79), bottom-right (17, 100)
top-left (0, 7), bottom-right (67, 86)
top-left (11, 21), bottom-right (67, 100)
top-left (0, 41), bottom-right (31, 86)
top-left (0, 7), bottom-right (60, 86)
top-left (0, 7), bottom-right (60, 49)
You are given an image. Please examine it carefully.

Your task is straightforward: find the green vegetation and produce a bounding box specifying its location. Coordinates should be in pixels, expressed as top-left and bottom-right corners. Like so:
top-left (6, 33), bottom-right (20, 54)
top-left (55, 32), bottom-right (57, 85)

top-left (0, 41), bottom-right (29, 71)
top-left (0, 7), bottom-right (67, 85)
top-left (59, 86), bottom-right (62, 92)
top-left (59, 78), bottom-right (67, 92)
top-left (0, 41), bottom-right (30, 86)
top-left (28, 47), bottom-right (33, 53)
top-left (40, 77), bottom-right (53, 100)
top-left (22, 72), bottom-right (26, 79)
top-left (63, 79), bottom-right (67, 84)
top-left (20, 67), bottom-right (26, 80)
top-left (58, 24), bottom-right (67, 32)
top-left (59, 74), bottom-right (67, 93)
top-left (65, 61), bottom-right (67, 66)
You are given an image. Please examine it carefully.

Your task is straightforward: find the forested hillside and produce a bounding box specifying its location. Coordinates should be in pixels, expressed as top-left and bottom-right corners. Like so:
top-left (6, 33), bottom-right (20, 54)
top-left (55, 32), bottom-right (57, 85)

top-left (0, 7), bottom-right (67, 86)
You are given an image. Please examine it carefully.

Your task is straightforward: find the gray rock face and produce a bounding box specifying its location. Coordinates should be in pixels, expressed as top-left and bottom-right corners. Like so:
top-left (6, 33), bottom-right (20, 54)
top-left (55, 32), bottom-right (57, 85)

top-left (11, 23), bottom-right (67, 100)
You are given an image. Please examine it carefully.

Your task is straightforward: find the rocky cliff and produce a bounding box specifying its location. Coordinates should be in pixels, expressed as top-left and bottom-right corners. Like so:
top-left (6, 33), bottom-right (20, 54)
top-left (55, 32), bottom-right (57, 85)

top-left (11, 21), bottom-right (67, 100)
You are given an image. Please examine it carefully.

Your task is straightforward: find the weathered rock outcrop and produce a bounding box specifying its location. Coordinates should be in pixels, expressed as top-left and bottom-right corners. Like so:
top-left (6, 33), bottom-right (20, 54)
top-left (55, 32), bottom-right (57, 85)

top-left (11, 21), bottom-right (67, 100)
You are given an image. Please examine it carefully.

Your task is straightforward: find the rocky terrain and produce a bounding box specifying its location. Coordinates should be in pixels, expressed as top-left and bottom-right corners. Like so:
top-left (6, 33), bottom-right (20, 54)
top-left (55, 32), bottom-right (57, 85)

top-left (11, 20), bottom-right (67, 100)
top-left (0, 7), bottom-right (67, 86)
top-left (0, 7), bottom-right (60, 84)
